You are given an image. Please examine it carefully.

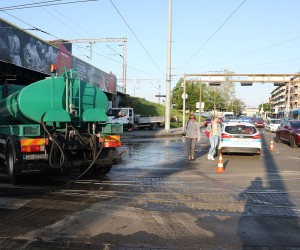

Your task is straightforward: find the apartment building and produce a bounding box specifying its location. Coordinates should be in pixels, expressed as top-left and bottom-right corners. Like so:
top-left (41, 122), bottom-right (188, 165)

top-left (270, 75), bottom-right (300, 117)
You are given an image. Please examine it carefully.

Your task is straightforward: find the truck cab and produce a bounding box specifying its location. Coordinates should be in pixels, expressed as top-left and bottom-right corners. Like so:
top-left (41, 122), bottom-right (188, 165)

top-left (107, 108), bottom-right (134, 130)
top-left (107, 107), bottom-right (164, 131)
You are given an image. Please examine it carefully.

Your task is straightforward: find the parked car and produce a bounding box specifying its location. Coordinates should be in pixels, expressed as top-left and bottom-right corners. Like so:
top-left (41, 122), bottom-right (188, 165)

top-left (203, 118), bottom-right (212, 127)
top-left (274, 120), bottom-right (300, 147)
top-left (219, 122), bottom-right (262, 155)
top-left (254, 117), bottom-right (265, 128)
top-left (265, 119), bottom-right (282, 132)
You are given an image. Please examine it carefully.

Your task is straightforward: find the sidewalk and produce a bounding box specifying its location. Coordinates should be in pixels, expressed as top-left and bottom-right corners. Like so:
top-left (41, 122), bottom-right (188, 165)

top-left (120, 127), bottom-right (183, 139)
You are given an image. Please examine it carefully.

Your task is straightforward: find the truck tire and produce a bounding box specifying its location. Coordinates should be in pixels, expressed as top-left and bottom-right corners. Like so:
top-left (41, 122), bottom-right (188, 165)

top-left (7, 141), bottom-right (22, 185)
top-left (150, 123), bottom-right (157, 130)
top-left (97, 165), bottom-right (112, 175)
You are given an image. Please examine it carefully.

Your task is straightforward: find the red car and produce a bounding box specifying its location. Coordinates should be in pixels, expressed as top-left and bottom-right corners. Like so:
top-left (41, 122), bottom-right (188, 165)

top-left (254, 117), bottom-right (265, 128)
top-left (275, 120), bottom-right (300, 147)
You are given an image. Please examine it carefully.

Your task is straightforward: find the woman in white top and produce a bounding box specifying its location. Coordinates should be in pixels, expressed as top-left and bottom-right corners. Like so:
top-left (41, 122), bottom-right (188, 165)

top-left (206, 117), bottom-right (221, 160)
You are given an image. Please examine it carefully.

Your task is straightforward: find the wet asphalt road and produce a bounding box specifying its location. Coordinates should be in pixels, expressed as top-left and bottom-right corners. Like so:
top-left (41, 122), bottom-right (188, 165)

top-left (0, 128), bottom-right (299, 249)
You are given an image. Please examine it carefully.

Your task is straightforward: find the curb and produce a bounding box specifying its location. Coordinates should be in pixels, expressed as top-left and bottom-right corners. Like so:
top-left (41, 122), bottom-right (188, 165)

top-left (120, 128), bottom-right (183, 139)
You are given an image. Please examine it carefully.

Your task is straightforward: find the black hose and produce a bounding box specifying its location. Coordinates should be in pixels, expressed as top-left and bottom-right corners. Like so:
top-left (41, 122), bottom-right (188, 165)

top-left (41, 130), bottom-right (106, 191)
top-left (40, 118), bottom-right (106, 189)
top-left (0, 126), bottom-right (106, 196)
top-left (69, 123), bottom-right (90, 150)
top-left (41, 116), bottom-right (66, 169)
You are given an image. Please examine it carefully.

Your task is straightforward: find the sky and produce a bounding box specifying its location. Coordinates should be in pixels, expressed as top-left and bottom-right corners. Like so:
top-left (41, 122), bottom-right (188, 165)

top-left (1, 0), bottom-right (300, 107)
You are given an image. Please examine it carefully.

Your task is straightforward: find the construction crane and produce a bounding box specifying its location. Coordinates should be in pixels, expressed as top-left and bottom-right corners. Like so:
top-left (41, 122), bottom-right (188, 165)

top-left (50, 38), bottom-right (127, 93)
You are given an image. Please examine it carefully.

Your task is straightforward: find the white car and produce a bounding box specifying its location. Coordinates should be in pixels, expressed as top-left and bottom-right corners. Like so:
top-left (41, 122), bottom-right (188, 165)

top-left (220, 122), bottom-right (262, 155)
top-left (265, 119), bottom-right (282, 132)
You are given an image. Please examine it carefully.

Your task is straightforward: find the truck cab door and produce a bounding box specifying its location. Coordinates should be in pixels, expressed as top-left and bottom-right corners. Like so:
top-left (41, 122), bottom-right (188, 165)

top-left (128, 108), bottom-right (133, 124)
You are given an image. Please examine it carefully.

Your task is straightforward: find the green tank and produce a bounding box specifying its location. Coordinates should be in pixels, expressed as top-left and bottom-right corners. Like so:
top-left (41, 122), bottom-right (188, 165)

top-left (0, 73), bottom-right (109, 126)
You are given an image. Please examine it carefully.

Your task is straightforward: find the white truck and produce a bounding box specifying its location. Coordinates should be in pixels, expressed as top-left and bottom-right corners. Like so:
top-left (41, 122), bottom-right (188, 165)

top-left (107, 107), bottom-right (164, 131)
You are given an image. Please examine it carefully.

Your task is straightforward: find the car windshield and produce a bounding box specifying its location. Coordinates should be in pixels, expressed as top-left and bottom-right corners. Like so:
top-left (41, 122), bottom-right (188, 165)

top-left (292, 121), bottom-right (300, 129)
top-left (256, 118), bottom-right (264, 122)
top-left (225, 125), bottom-right (256, 135)
top-left (270, 119), bottom-right (281, 124)
top-left (241, 118), bottom-right (251, 122)
top-left (224, 118), bottom-right (241, 123)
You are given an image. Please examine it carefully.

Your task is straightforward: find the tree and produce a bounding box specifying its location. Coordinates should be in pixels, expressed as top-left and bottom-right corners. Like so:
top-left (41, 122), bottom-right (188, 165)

top-left (231, 98), bottom-right (246, 115)
top-left (259, 102), bottom-right (270, 112)
top-left (171, 69), bottom-right (243, 114)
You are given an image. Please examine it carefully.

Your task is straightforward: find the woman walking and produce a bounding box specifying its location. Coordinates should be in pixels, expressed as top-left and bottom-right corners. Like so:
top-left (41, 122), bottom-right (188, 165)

top-left (183, 114), bottom-right (201, 161)
top-left (206, 117), bottom-right (221, 160)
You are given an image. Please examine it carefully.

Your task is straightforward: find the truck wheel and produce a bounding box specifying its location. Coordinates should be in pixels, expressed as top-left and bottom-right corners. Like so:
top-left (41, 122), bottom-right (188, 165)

top-left (150, 123), bottom-right (157, 130)
top-left (97, 165), bottom-right (112, 175)
top-left (7, 141), bottom-right (22, 185)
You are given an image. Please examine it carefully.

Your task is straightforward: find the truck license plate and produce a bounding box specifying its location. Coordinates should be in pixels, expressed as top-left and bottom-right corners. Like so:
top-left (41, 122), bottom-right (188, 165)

top-left (23, 154), bottom-right (47, 160)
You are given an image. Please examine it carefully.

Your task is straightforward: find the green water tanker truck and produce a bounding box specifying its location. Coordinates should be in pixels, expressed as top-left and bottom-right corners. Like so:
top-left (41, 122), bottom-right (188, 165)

top-left (0, 67), bottom-right (123, 184)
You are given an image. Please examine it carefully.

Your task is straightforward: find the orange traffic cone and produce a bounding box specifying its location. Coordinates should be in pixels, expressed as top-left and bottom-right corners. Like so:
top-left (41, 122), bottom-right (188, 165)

top-left (216, 153), bottom-right (225, 173)
top-left (269, 140), bottom-right (274, 150)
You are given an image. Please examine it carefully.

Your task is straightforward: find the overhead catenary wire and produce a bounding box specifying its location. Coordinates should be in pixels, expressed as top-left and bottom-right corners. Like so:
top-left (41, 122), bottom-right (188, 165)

top-left (0, 12), bottom-right (131, 75)
top-left (109, 0), bottom-right (164, 76)
top-left (201, 36), bottom-right (300, 71)
top-left (30, 0), bottom-right (124, 61)
top-left (177, 0), bottom-right (247, 74)
top-left (0, 0), bottom-right (98, 11)
top-left (2, 1), bottom-right (159, 79)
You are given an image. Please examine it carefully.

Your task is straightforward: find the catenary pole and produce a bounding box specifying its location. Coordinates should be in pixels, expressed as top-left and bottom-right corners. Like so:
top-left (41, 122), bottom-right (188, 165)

top-left (182, 75), bottom-right (186, 129)
top-left (165, 0), bottom-right (172, 133)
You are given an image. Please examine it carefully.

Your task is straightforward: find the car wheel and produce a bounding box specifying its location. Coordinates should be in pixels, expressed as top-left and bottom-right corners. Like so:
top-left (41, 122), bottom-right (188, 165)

top-left (274, 133), bottom-right (281, 143)
top-left (289, 135), bottom-right (296, 148)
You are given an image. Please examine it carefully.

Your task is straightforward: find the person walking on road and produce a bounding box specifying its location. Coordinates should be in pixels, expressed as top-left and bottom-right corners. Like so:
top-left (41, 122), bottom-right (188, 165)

top-left (183, 114), bottom-right (201, 161)
top-left (206, 117), bottom-right (221, 160)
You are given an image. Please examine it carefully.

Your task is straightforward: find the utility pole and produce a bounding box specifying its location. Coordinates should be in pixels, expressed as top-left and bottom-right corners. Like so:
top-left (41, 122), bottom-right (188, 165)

top-left (165, 0), bottom-right (172, 133)
top-left (199, 81), bottom-right (202, 123)
top-left (50, 38), bottom-right (127, 93)
top-left (182, 75), bottom-right (186, 129)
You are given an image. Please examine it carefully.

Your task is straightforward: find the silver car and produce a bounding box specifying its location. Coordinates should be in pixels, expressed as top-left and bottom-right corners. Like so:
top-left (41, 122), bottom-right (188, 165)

top-left (265, 119), bottom-right (282, 132)
top-left (220, 122), bottom-right (262, 155)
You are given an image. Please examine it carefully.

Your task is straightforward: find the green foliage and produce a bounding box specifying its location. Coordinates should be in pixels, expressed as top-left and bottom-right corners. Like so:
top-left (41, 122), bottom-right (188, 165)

top-left (258, 102), bottom-right (270, 112)
top-left (171, 70), bottom-right (246, 114)
top-left (124, 96), bottom-right (184, 128)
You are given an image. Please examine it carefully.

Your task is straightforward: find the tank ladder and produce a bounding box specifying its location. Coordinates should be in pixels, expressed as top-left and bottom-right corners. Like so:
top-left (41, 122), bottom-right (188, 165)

top-left (61, 68), bottom-right (82, 126)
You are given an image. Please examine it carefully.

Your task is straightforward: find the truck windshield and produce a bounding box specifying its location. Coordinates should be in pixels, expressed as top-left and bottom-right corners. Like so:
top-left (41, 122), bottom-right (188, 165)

top-left (107, 109), bottom-right (120, 116)
top-left (107, 108), bottom-right (128, 117)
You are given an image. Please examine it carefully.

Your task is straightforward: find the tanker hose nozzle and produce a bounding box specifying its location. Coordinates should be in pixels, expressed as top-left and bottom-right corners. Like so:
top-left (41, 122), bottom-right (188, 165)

top-left (69, 104), bottom-right (77, 115)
